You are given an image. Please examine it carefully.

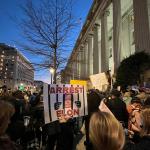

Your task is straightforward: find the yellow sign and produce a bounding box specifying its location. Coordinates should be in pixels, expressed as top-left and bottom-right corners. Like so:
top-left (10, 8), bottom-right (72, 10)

top-left (70, 80), bottom-right (87, 86)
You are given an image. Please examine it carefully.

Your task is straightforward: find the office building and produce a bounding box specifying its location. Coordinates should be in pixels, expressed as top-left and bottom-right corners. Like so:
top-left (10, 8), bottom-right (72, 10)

top-left (0, 43), bottom-right (34, 90)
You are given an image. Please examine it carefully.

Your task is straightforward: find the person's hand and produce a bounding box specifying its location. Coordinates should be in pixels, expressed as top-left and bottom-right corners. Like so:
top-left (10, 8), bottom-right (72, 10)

top-left (59, 114), bottom-right (70, 123)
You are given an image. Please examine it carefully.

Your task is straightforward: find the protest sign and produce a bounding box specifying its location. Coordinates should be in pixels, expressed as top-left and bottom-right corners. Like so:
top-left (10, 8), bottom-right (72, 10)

top-left (90, 72), bottom-right (109, 91)
top-left (70, 80), bottom-right (87, 86)
top-left (43, 83), bottom-right (88, 124)
top-left (70, 80), bottom-right (93, 90)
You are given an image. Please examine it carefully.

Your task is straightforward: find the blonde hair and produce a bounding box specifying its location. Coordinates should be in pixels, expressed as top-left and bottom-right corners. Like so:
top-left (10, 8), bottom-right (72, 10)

top-left (140, 107), bottom-right (150, 136)
top-left (89, 111), bottom-right (125, 150)
top-left (0, 101), bottom-right (15, 136)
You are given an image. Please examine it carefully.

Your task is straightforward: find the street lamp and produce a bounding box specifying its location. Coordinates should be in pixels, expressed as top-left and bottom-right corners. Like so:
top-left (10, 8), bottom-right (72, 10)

top-left (50, 68), bottom-right (55, 84)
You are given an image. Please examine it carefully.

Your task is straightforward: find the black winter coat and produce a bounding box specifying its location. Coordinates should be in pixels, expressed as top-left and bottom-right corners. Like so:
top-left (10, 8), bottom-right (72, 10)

top-left (124, 136), bottom-right (150, 150)
top-left (106, 98), bottom-right (129, 127)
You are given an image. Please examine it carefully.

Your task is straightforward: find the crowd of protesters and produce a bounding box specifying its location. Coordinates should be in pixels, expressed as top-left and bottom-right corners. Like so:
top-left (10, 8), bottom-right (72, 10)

top-left (0, 84), bottom-right (150, 150)
top-left (76, 87), bottom-right (150, 150)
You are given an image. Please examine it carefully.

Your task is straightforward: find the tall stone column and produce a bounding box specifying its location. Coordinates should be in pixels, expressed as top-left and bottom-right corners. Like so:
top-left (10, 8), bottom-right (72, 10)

top-left (72, 62), bottom-right (75, 80)
top-left (113, 0), bottom-right (121, 72)
top-left (84, 41), bottom-right (89, 78)
top-left (68, 64), bottom-right (71, 82)
top-left (88, 34), bottom-right (93, 75)
top-left (70, 63), bottom-right (72, 80)
top-left (77, 50), bottom-right (81, 79)
top-left (76, 55), bottom-right (79, 79)
top-left (101, 12), bottom-right (109, 72)
top-left (76, 54), bottom-right (79, 79)
top-left (93, 24), bottom-right (100, 74)
top-left (80, 46), bottom-right (85, 79)
top-left (133, 0), bottom-right (150, 53)
top-left (74, 55), bottom-right (78, 79)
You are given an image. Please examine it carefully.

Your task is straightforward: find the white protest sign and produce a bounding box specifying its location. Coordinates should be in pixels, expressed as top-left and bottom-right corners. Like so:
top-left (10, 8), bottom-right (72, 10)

top-left (90, 72), bottom-right (109, 91)
top-left (43, 83), bottom-right (88, 124)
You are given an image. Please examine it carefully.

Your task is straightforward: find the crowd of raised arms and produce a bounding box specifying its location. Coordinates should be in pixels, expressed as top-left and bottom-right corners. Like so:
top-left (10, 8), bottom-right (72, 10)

top-left (0, 85), bottom-right (150, 150)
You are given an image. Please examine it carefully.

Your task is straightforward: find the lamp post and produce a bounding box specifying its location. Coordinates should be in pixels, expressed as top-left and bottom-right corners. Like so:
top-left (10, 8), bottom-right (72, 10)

top-left (50, 68), bottom-right (55, 84)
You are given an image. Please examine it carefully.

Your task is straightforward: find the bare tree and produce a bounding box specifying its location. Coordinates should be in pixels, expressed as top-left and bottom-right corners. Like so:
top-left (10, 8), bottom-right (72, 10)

top-left (18, 0), bottom-right (76, 83)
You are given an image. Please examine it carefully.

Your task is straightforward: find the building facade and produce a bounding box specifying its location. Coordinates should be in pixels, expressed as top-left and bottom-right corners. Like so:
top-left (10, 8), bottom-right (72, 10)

top-left (63, 0), bottom-right (150, 83)
top-left (0, 43), bottom-right (34, 90)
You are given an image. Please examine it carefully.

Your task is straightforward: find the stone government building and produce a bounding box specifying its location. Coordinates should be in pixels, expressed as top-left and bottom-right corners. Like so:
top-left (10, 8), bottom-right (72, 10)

top-left (62, 0), bottom-right (150, 84)
top-left (0, 43), bottom-right (34, 90)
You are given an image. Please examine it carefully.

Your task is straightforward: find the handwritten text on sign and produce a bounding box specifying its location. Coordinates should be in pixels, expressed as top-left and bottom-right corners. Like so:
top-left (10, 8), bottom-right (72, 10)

top-left (43, 84), bottom-right (88, 123)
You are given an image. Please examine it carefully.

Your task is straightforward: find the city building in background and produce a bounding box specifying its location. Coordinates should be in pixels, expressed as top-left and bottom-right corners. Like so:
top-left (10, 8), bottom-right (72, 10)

top-left (0, 43), bottom-right (34, 90)
top-left (62, 0), bottom-right (150, 84)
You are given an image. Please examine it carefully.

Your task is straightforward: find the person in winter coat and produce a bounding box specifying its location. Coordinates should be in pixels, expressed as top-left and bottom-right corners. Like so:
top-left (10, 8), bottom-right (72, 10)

top-left (0, 100), bottom-right (21, 150)
top-left (106, 89), bottom-right (129, 128)
top-left (124, 107), bottom-right (150, 150)
top-left (6, 91), bottom-right (26, 142)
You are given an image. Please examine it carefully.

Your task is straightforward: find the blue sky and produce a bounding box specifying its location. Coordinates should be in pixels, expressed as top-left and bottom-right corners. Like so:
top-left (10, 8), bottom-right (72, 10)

top-left (0, 0), bottom-right (93, 83)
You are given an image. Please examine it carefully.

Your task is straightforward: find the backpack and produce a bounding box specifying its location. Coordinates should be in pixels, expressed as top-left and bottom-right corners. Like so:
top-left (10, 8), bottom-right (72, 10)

top-left (128, 104), bottom-right (142, 132)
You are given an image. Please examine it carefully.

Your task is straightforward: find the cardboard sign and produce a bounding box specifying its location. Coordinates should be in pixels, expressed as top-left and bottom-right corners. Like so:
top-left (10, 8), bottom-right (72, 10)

top-left (90, 72), bottom-right (109, 91)
top-left (43, 83), bottom-right (88, 124)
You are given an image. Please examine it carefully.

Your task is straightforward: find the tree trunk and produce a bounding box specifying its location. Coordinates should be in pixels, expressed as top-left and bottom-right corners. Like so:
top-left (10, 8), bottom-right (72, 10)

top-left (53, 47), bottom-right (57, 84)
